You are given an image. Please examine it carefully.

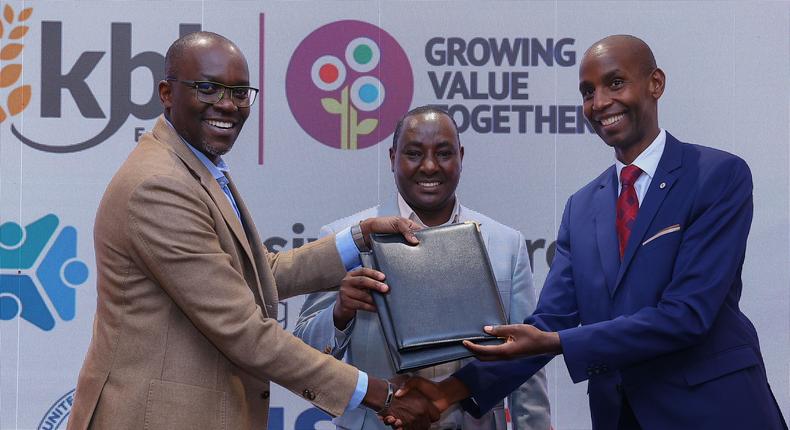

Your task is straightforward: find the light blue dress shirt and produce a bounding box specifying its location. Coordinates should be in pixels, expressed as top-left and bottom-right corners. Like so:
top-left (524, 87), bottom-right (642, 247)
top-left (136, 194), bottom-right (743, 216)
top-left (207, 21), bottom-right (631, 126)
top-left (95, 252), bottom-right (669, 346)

top-left (614, 129), bottom-right (667, 206)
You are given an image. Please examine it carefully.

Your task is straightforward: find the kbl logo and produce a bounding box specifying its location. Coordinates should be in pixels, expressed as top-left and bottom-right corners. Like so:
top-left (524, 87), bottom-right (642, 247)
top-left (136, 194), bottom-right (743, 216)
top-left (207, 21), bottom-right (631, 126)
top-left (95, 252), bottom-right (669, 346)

top-left (6, 12), bottom-right (199, 153)
top-left (286, 20), bottom-right (413, 150)
top-left (0, 214), bottom-right (88, 331)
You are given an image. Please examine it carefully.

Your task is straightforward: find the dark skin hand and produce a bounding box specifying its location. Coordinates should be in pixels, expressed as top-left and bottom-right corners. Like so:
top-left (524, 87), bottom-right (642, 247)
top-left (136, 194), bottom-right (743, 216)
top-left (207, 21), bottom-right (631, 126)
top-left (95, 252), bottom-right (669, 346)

top-left (383, 386), bottom-right (440, 429)
top-left (462, 324), bottom-right (562, 360)
top-left (360, 216), bottom-right (420, 247)
top-left (363, 376), bottom-right (439, 430)
top-left (333, 267), bottom-right (387, 329)
top-left (384, 376), bottom-right (470, 429)
top-left (333, 216), bottom-right (420, 329)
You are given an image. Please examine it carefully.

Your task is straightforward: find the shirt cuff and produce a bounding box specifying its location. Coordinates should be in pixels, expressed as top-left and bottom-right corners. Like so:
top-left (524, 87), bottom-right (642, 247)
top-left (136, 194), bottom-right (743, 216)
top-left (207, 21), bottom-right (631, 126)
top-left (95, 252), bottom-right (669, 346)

top-left (345, 370), bottom-right (368, 412)
top-left (335, 227), bottom-right (362, 270)
top-left (334, 317), bottom-right (355, 349)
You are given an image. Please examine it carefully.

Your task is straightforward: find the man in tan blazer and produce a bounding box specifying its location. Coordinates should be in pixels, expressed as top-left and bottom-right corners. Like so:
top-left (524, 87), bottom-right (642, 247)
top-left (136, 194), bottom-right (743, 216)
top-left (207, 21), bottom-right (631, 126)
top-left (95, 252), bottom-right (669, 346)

top-left (69, 31), bottom-right (437, 430)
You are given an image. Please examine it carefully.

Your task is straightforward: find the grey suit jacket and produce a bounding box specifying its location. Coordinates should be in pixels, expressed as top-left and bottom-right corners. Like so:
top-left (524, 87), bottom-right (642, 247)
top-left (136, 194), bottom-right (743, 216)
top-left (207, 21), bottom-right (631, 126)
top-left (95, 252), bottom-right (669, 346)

top-left (294, 197), bottom-right (550, 430)
top-left (69, 116), bottom-right (360, 430)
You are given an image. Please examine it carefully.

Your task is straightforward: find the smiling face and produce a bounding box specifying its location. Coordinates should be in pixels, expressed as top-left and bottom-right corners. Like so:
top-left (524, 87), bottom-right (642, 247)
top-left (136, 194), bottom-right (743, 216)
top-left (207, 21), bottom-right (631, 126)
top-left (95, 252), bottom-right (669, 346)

top-left (390, 111), bottom-right (463, 226)
top-left (160, 36), bottom-right (250, 163)
top-left (579, 36), bottom-right (665, 164)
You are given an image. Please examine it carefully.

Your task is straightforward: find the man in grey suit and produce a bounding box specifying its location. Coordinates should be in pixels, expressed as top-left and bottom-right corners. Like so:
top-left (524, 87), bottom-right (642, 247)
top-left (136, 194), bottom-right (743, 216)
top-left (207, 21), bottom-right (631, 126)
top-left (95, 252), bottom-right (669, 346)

top-left (294, 105), bottom-right (550, 430)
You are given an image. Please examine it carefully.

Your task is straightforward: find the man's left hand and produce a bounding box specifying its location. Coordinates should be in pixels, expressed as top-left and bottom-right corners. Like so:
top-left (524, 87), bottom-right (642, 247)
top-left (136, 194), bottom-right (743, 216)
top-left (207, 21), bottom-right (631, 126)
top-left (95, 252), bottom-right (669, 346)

top-left (463, 324), bottom-right (562, 360)
top-left (360, 217), bottom-right (420, 247)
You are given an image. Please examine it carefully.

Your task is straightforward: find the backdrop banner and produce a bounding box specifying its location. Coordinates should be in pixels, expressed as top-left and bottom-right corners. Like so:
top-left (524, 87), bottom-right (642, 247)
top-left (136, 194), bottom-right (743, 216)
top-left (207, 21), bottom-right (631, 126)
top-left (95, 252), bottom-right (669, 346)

top-left (0, 1), bottom-right (787, 429)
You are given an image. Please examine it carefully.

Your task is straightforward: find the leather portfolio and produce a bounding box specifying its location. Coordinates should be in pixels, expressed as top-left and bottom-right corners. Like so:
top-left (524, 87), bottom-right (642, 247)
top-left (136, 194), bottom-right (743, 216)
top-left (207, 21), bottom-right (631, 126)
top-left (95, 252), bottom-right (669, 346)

top-left (361, 222), bottom-right (506, 373)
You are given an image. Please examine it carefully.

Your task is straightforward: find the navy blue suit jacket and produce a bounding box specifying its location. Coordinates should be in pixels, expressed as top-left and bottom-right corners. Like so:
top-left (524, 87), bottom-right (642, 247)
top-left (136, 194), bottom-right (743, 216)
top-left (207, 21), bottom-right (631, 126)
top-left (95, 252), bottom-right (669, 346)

top-left (455, 133), bottom-right (787, 429)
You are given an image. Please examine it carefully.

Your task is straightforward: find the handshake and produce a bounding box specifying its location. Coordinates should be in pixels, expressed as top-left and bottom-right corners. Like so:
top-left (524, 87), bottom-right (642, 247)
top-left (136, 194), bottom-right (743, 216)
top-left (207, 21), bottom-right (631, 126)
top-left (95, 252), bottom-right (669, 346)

top-left (365, 375), bottom-right (468, 430)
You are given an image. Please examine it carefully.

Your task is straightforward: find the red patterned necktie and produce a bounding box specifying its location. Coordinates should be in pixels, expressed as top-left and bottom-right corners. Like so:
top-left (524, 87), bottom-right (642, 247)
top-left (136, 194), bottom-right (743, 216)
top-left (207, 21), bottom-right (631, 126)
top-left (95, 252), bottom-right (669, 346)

top-left (616, 165), bottom-right (643, 259)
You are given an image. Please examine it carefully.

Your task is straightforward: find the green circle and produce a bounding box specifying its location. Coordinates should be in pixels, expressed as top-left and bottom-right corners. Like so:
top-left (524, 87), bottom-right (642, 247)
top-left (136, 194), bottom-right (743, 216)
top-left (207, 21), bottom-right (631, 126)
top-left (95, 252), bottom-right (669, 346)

top-left (353, 45), bottom-right (373, 65)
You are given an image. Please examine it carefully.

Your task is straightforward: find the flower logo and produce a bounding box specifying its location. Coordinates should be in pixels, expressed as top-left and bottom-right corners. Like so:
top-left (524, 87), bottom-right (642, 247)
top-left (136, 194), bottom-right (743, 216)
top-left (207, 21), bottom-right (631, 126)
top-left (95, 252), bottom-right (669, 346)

top-left (286, 20), bottom-right (413, 150)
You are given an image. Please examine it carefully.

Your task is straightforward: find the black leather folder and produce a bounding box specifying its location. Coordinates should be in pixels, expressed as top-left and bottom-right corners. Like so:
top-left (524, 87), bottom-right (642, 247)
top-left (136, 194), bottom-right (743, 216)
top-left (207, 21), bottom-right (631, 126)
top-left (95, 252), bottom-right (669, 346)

top-left (361, 222), bottom-right (506, 373)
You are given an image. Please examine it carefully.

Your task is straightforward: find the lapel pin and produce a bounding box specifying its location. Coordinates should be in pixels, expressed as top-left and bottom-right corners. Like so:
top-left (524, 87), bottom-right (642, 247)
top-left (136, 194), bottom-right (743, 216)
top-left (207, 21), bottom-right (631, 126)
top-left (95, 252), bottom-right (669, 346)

top-left (659, 182), bottom-right (666, 189)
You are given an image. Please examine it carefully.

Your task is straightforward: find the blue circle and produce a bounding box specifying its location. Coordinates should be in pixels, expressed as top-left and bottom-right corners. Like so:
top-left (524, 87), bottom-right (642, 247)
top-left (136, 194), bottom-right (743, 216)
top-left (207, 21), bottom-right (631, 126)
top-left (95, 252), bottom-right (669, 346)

top-left (0, 296), bottom-right (20, 320)
top-left (0, 223), bottom-right (24, 248)
top-left (359, 84), bottom-right (379, 104)
top-left (64, 261), bottom-right (89, 285)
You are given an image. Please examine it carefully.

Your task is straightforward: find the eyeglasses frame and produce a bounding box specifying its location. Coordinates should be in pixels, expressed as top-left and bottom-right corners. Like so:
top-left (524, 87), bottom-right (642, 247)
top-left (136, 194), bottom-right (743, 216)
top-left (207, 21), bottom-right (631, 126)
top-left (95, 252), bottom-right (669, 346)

top-left (165, 78), bottom-right (259, 108)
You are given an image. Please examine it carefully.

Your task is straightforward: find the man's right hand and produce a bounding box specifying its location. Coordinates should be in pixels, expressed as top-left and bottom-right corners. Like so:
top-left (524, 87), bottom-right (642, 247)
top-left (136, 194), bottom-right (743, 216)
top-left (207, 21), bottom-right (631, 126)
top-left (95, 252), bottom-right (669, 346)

top-left (383, 376), bottom-right (471, 429)
top-left (363, 377), bottom-right (438, 430)
top-left (332, 267), bottom-right (388, 329)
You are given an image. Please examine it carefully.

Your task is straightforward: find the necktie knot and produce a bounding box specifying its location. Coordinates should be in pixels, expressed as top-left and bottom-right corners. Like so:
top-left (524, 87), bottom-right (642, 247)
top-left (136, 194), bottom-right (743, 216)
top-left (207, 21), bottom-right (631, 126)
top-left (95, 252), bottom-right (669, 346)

top-left (620, 164), bottom-right (642, 187)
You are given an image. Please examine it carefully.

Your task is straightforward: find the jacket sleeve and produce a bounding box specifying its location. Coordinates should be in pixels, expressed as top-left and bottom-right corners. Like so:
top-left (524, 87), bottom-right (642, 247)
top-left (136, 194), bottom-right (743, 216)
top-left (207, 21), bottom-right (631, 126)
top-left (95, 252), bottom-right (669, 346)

top-left (507, 233), bottom-right (551, 430)
top-left (127, 175), bottom-right (358, 417)
top-left (456, 197), bottom-right (580, 417)
top-left (293, 224), bottom-right (356, 358)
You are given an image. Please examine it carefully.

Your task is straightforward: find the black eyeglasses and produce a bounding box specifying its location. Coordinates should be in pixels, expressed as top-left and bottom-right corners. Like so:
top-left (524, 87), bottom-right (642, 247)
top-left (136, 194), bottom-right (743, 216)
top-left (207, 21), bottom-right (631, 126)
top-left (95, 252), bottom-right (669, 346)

top-left (166, 78), bottom-right (259, 108)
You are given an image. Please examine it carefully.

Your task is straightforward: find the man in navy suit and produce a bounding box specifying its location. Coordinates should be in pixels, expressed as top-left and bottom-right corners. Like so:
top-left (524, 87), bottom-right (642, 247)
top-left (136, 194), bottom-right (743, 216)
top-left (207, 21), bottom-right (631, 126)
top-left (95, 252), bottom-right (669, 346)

top-left (392, 35), bottom-right (787, 430)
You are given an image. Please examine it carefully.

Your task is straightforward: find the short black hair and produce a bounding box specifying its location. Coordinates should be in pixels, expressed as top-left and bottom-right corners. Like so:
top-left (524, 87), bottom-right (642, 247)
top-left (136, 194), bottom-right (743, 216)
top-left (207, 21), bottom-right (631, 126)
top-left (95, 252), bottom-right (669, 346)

top-left (392, 105), bottom-right (461, 149)
top-left (164, 31), bottom-right (237, 78)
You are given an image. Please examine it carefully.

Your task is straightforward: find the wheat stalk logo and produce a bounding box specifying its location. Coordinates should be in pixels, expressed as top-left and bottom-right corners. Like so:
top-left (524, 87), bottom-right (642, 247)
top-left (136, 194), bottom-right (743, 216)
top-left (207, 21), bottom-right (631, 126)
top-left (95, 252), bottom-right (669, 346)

top-left (0, 4), bottom-right (32, 123)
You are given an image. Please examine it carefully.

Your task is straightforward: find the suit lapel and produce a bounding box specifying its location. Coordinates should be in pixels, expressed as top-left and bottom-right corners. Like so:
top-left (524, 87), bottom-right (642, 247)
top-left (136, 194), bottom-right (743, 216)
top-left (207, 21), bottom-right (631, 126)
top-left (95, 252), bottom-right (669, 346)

top-left (224, 172), bottom-right (274, 316)
top-left (614, 133), bottom-right (683, 291)
top-left (594, 167), bottom-right (621, 297)
top-left (152, 117), bottom-right (258, 275)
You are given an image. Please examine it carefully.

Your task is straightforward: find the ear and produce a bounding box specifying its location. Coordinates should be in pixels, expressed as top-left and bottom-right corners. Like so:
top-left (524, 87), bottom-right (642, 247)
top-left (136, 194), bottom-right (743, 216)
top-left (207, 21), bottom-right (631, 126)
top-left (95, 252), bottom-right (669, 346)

top-left (389, 146), bottom-right (396, 172)
top-left (159, 80), bottom-right (173, 109)
top-left (459, 145), bottom-right (464, 171)
top-left (649, 68), bottom-right (666, 100)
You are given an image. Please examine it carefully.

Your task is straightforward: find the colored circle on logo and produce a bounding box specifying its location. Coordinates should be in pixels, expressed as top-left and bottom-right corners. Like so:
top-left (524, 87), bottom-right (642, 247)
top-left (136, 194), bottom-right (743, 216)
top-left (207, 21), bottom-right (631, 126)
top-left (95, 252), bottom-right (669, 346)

top-left (346, 37), bottom-right (380, 72)
top-left (0, 294), bottom-right (21, 320)
top-left (62, 259), bottom-right (89, 287)
top-left (286, 20), bottom-right (413, 150)
top-left (0, 222), bottom-right (25, 249)
top-left (350, 76), bottom-right (385, 112)
top-left (311, 55), bottom-right (346, 91)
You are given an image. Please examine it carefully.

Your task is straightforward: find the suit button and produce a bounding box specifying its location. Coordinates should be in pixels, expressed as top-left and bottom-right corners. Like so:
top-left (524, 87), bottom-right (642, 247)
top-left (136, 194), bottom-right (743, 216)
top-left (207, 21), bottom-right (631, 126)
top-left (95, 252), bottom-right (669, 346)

top-left (303, 389), bottom-right (316, 401)
top-left (261, 390), bottom-right (270, 399)
top-left (323, 345), bottom-right (332, 354)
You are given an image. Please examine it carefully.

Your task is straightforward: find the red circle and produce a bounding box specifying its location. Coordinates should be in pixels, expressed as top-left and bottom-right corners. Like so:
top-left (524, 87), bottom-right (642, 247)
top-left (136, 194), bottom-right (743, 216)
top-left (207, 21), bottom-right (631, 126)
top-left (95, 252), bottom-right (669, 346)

top-left (318, 64), bottom-right (339, 83)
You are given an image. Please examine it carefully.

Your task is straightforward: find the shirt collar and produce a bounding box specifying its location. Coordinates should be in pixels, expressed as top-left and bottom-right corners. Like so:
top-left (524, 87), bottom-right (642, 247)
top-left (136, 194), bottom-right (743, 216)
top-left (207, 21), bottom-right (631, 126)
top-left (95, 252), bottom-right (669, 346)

top-left (396, 193), bottom-right (461, 228)
top-left (163, 117), bottom-right (229, 181)
top-left (615, 128), bottom-right (666, 182)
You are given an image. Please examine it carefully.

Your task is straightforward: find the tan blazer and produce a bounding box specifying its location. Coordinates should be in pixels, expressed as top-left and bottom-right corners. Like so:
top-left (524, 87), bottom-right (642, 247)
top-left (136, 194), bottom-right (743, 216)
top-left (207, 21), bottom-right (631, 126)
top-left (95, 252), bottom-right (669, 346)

top-left (69, 116), bottom-right (359, 430)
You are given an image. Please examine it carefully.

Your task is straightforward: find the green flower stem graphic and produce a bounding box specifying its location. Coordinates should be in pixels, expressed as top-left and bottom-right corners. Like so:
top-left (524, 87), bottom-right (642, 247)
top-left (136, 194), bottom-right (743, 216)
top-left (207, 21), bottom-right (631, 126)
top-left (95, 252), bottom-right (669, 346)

top-left (349, 106), bottom-right (377, 150)
top-left (321, 87), bottom-right (349, 149)
top-left (340, 86), bottom-right (349, 149)
top-left (321, 85), bottom-right (378, 150)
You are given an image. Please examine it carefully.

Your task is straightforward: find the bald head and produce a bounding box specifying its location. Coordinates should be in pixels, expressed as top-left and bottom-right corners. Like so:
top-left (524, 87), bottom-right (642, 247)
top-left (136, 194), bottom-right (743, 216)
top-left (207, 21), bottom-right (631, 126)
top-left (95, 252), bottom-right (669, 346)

top-left (165, 31), bottom-right (243, 78)
top-left (584, 35), bottom-right (657, 77)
